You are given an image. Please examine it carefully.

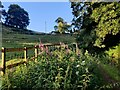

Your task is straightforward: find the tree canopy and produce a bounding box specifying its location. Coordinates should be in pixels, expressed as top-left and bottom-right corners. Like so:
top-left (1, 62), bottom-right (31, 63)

top-left (0, 1), bottom-right (4, 22)
top-left (0, 1), bottom-right (3, 8)
top-left (55, 17), bottom-right (64, 23)
top-left (71, 2), bottom-right (120, 53)
top-left (54, 17), bottom-right (71, 34)
top-left (91, 3), bottom-right (120, 48)
top-left (4, 4), bottom-right (30, 29)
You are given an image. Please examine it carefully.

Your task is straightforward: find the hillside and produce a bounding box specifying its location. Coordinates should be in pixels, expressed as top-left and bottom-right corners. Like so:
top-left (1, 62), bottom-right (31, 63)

top-left (2, 24), bottom-right (76, 48)
top-left (2, 24), bottom-right (44, 35)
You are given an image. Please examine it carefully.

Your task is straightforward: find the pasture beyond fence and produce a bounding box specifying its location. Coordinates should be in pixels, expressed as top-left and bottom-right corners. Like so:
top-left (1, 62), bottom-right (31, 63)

top-left (0, 43), bottom-right (79, 75)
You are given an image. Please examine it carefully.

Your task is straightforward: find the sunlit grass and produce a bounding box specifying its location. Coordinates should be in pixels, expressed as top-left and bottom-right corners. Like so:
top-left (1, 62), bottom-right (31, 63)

top-left (6, 59), bottom-right (24, 66)
top-left (0, 59), bottom-right (24, 67)
top-left (101, 63), bottom-right (120, 81)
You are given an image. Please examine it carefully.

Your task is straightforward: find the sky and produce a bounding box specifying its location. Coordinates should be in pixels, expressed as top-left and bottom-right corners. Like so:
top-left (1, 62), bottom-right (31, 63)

top-left (2, 2), bottom-right (73, 33)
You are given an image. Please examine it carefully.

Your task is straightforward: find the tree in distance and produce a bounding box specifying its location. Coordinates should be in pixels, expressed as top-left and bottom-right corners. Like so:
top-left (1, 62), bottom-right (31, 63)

top-left (4, 4), bottom-right (30, 29)
top-left (54, 17), bottom-right (71, 34)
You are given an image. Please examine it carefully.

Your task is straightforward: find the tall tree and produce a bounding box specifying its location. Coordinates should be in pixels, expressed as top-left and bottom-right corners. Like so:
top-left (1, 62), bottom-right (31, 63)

top-left (5, 4), bottom-right (30, 29)
top-left (71, 2), bottom-right (88, 31)
top-left (54, 17), bottom-right (71, 34)
top-left (91, 3), bottom-right (120, 48)
top-left (71, 2), bottom-right (120, 53)
top-left (55, 17), bottom-right (64, 23)
top-left (0, 1), bottom-right (3, 8)
top-left (0, 1), bottom-right (4, 22)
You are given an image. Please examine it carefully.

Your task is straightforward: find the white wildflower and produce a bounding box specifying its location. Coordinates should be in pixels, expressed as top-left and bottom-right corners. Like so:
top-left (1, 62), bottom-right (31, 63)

top-left (81, 61), bottom-right (85, 65)
top-left (76, 71), bottom-right (79, 75)
top-left (85, 68), bottom-right (89, 73)
top-left (76, 64), bottom-right (80, 68)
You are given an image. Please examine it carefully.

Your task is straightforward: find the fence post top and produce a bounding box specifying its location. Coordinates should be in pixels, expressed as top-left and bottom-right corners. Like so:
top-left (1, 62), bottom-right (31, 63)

top-left (1, 47), bottom-right (6, 52)
top-left (24, 47), bottom-right (27, 50)
top-left (35, 45), bottom-right (38, 48)
top-left (2, 47), bottom-right (5, 49)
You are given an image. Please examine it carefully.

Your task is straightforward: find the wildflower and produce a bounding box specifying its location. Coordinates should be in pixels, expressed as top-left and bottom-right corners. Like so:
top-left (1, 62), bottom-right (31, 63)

top-left (76, 71), bottom-right (79, 75)
top-left (65, 45), bottom-right (70, 54)
top-left (45, 46), bottom-right (52, 56)
top-left (76, 64), bottom-right (80, 68)
top-left (85, 50), bottom-right (88, 55)
top-left (45, 46), bottom-right (49, 53)
top-left (39, 41), bottom-right (44, 51)
top-left (81, 61), bottom-right (85, 66)
top-left (85, 68), bottom-right (89, 73)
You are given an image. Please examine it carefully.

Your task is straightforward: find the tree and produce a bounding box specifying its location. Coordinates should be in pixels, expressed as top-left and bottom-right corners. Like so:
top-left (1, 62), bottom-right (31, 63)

top-left (71, 2), bottom-right (87, 31)
top-left (0, 1), bottom-right (4, 8)
top-left (0, 1), bottom-right (4, 22)
top-left (55, 17), bottom-right (65, 34)
top-left (54, 17), bottom-right (71, 34)
top-left (4, 4), bottom-right (30, 29)
top-left (91, 3), bottom-right (120, 48)
top-left (55, 17), bottom-right (64, 23)
top-left (71, 2), bottom-right (96, 53)
top-left (1, 10), bottom-right (7, 23)
top-left (71, 2), bottom-right (120, 53)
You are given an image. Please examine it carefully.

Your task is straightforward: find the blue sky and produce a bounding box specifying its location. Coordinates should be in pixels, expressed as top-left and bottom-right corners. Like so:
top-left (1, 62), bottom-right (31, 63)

top-left (2, 2), bottom-right (73, 33)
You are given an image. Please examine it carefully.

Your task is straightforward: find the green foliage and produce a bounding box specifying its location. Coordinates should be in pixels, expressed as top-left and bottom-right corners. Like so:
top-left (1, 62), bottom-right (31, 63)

top-left (105, 44), bottom-right (120, 65)
top-left (4, 4), bottom-right (30, 29)
top-left (1, 49), bottom-right (103, 89)
top-left (0, 1), bottom-right (4, 8)
top-left (71, 2), bottom-right (86, 31)
top-left (91, 3), bottom-right (120, 48)
top-left (105, 44), bottom-right (120, 59)
top-left (55, 17), bottom-right (64, 23)
top-left (71, 2), bottom-right (120, 53)
top-left (71, 2), bottom-right (98, 52)
top-left (58, 22), bottom-right (64, 34)
top-left (0, 1), bottom-right (6, 23)
top-left (54, 17), bottom-right (71, 34)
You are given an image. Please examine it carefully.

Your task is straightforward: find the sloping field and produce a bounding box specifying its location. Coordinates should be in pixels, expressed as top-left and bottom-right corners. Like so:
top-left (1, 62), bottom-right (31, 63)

top-left (2, 24), bottom-right (76, 48)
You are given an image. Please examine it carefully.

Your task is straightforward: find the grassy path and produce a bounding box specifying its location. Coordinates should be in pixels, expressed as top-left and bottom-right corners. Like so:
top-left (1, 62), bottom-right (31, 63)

top-left (98, 64), bottom-right (120, 89)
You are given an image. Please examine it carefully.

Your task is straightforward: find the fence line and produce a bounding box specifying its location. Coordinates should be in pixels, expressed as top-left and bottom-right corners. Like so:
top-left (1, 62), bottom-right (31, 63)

top-left (0, 43), bottom-right (79, 75)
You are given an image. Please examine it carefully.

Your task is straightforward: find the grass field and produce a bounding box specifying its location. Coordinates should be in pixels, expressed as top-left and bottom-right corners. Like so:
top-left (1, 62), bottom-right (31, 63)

top-left (2, 24), bottom-right (76, 48)
top-left (1, 24), bottom-right (76, 62)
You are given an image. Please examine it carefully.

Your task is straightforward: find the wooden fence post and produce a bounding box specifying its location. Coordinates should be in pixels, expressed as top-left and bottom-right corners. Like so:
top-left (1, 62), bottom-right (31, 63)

top-left (1, 47), bottom-right (6, 75)
top-left (76, 43), bottom-right (79, 55)
top-left (60, 42), bottom-right (62, 50)
top-left (35, 46), bottom-right (38, 62)
top-left (24, 47), bottom-right (27, 62)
